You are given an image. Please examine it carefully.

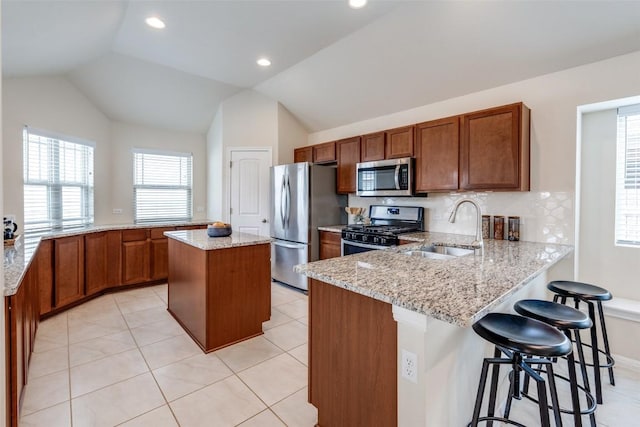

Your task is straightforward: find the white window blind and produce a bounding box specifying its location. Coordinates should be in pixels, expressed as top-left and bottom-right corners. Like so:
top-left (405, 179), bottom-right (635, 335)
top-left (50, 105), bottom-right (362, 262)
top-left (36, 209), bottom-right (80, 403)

top-left (615, 104), bottom-right (640, 246)
top-left (133, 149), bottom-right (193, 223)
top-left (23, 127), bottom-right (95, 234)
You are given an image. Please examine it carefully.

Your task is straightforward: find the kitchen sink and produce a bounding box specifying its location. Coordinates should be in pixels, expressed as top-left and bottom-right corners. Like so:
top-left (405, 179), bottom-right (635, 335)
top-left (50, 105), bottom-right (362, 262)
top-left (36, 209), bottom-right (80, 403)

top-left (403, 245), bottom-right (475, 260)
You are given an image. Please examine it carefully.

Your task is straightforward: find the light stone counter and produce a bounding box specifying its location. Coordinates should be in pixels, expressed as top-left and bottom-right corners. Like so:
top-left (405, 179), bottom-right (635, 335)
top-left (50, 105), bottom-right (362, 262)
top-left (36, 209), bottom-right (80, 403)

top-left (164, 229), bottom-right (271, 250)
top-left (317, 225), bottom-right (346, 233)
top-left (294, 232), bottom-right (573, 327)
top-left (3, 221), bottom-right (213, 296)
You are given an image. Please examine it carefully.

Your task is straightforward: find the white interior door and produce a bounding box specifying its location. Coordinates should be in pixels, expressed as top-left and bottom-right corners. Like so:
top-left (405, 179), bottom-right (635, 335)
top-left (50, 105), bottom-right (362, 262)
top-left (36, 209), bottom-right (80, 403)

top-left (230, 149), bottom-right (272, 236)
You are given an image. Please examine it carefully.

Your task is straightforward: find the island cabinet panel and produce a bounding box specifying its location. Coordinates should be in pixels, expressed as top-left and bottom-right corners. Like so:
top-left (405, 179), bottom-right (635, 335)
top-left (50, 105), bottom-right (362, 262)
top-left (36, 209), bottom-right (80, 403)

top-left (385, 125), bottom-right (414, 159)
top-left (319, 231), bottom-right (341, 260)
top-left (54, 236), bottom-right (85, 307)
top-left (460, 102), bottom-right (530, 191)
top-left (122, 229), bottom-right (150, 285)
top-left (414, 116), bottom-right (460, 193)
top-left (360, 131), bottom-right (386, 162)
top-left (309, 279), bottom-right (397, 427)
top-left (313, 141), bottom-right (336, 164)
top-left (167, 239), bottom-right (271, 352)
top-left (336, 136), bottom-right (361, 194)
top-left (85, 232), bottom-right (109, 294)
top-left (294, 146), bottom-right (313, 163)
top-left (35, 240), bottom-right (53, 316)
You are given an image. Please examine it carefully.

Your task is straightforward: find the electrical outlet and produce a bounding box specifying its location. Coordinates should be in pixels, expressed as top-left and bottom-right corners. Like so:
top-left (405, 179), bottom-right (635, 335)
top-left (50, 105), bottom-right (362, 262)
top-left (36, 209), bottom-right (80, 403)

top-left (112, 208), bottom-right (123, 214)
top-left (401, 349), bottom-right (418, 383)
top-left (196, 206), bottom-right (205, 212)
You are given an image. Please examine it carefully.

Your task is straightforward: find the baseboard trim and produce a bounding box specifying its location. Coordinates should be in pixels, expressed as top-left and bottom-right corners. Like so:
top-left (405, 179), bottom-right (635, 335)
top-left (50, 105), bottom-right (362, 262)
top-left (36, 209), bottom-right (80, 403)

top-left (602, 297), bottom-right (640, 323)
top-left (613, 353), bottom-right (640, 372)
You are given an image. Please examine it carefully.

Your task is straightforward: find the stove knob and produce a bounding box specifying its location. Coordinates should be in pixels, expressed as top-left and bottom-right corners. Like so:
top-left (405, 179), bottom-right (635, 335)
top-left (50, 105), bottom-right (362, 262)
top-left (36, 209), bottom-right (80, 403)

top-left (379, 237), bottom-right (386, 245)
top-left (373, 236), bottom-right (379, 244)
top-left (362, 235), bottom-right (368, 242)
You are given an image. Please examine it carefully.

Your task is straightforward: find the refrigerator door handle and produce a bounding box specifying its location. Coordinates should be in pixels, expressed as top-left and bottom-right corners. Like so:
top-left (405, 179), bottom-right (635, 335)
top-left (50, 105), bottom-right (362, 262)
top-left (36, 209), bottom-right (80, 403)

top-left (272, 240), bottom-right (306, 249)
top-left (394, 165), bottom-right (401, 190)
top-left (280, 174), bottom-right (287, 228)
top-left (285, 175), bottom-right (292, 228)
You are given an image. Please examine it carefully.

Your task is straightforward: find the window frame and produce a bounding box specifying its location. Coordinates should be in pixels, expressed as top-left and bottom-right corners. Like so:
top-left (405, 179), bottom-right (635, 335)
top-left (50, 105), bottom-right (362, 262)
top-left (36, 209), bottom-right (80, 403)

top-left (23, 126), bottom-right (95, 234)
top-left (132, 148), bottom-right (193, 224)
top-left (615, 105), bottom-right (640, 247)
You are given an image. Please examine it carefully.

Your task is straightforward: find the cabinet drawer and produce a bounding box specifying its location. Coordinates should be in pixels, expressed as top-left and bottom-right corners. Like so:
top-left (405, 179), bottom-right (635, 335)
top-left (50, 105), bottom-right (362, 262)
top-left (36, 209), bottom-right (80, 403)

top-left (150, 227), bottom-right (175, 240)
top-left (122, 229), bottom-right (148, 242)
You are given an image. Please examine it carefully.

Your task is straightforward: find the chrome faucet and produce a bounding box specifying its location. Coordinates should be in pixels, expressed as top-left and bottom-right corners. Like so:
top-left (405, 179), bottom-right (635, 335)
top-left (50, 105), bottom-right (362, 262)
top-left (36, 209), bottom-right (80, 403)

top-left (448, 198), bottom-right (483, 254)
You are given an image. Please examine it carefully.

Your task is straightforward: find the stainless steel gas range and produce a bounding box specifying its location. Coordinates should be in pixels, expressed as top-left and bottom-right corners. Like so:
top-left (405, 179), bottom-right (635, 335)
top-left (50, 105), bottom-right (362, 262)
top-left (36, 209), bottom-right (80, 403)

top-left (341, 205), bottom-right (424, 256)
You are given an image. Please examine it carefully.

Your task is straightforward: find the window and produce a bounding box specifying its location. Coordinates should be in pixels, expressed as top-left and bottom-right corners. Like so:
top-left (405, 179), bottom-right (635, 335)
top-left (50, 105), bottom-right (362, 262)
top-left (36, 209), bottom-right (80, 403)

top-left (615, 104), bottom-right (640, 246)
top-left (23, 127), bottom-right (94, 234)
top-left (133, 149), bottom-right (193, 223)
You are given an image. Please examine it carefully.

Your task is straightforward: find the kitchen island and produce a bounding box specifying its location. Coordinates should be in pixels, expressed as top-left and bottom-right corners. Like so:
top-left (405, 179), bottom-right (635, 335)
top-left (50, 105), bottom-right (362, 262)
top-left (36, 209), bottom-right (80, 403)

top-left (295, 232), bottom-right (573, 426)
top-left (165, 229), bottom-right (271, 352)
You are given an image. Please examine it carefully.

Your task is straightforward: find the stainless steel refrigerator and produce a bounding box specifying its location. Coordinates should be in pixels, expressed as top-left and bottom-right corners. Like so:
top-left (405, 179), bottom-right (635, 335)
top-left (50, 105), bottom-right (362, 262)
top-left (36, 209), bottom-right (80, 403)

top-left (270, 162), bottom-right (346, 291)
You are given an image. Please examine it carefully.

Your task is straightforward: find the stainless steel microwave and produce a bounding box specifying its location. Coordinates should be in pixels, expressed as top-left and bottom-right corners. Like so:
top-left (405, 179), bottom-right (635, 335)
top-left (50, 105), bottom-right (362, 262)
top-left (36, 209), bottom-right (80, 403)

top-left (356, 157), bottom-right (413, 197)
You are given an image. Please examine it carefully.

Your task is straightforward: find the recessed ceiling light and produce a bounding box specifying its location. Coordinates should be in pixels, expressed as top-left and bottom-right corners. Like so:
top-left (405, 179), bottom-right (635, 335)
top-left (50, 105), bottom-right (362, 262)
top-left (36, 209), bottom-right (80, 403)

top-left (145, 16), bottom-right (166, 29)
top-left (257, 58), bottom-right (272, 67)
top-left (349, 0), bottom-right (367, 9)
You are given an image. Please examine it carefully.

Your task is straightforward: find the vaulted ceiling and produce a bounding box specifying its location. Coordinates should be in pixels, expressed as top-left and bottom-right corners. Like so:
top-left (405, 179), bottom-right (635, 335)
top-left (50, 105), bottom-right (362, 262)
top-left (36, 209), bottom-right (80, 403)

top-left (4, 1), bottom-right (640, 134)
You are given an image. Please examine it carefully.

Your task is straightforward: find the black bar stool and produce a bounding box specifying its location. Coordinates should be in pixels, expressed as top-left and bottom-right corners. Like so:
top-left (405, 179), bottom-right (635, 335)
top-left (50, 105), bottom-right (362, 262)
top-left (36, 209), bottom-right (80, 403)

top-left (547, 280), bottom-right (615, 404)
top-left (514, 299), bottom-right (597, 427)
top-left (469, 313), bottom-right (572, 427)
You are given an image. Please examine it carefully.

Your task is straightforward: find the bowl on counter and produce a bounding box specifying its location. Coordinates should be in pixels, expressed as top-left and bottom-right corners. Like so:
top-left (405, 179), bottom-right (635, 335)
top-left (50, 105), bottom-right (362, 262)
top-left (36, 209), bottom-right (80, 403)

top-left (207, 225), bottom-right (232, 237)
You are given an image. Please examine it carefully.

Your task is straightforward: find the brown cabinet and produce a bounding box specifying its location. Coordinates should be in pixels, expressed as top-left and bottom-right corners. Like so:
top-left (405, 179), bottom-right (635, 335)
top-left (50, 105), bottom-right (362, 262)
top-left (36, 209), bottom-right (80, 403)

top-left (385, 125), bottom-right (414, 159)
top-left (85, 232), bottom-right (108, 295)
top-left (54, 236), bottom-right (85, 307)
top-left (319, 231), bottom-right (341, 260)
top-left (6, 261), bottom-right (40, 427)
top-left (360, 132), bottom-right (386, 162)
top-left (122, 229), bottom-right (150, 285)
top-left (35, 240), bottom-right (53, 316)
top-left (336, 136), bottom-right (361, 194)
top-left (460, 102), bottom-right (530, 191)
top-left (415, 116), bottom-right (460, 193)
top-left (313, 141), bottom-right (337, 164)
top-left (294, 146), bottom-right (313, 163)
top-left (150, 227), bottom-right (174, 280)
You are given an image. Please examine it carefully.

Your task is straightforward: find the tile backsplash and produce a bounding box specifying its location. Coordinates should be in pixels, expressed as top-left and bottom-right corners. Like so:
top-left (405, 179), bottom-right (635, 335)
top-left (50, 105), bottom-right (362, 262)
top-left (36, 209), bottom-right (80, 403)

top-left (347, 191), bottom-right (574, 245)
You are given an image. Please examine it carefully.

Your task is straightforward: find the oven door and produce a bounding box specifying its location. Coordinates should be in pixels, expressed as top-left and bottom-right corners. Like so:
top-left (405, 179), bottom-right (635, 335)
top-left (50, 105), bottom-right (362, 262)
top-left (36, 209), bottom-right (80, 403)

top-left (341, 239), bottom-right (385, 256)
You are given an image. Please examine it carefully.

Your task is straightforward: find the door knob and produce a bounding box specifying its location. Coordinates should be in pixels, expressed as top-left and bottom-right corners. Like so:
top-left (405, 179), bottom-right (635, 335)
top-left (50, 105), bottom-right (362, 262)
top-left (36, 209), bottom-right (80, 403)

top-left (262, 219), bottom-right (268, 223)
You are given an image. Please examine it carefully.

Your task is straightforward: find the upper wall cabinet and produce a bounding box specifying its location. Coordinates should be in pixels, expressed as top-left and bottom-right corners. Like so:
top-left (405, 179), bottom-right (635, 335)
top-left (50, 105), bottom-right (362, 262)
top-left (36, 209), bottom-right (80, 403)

top-left (460, 103), bottom-right (530, 191)
top-left (385, 125), bottom-right (414, 159)
top-left (360, 132), bottom-right (386, 162)
top-left (294, 147), bottom-right (313, 163)
top-left (313, 141), bottom-right (337, 164)
top-left (414, 116), bottom-right (460, 193)
top-left (337, 136), bottom-right (361, 194)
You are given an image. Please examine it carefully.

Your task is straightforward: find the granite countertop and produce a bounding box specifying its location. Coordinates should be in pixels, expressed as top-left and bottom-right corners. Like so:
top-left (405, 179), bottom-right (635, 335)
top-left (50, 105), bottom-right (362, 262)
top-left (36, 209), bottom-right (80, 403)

top-left (3, 221), bottom-right (214, 297)
top-left (165, 229), bottom-right (271, 250)
top-left (317, 225), bottom-right (347, 233)
top-left (294, 231), bottom-right (574, 327)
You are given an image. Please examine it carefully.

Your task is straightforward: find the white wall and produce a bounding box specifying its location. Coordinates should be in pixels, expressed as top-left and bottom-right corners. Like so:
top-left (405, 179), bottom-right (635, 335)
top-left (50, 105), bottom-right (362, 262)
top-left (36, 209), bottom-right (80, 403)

top-left (277, 103), bottom-right (308, 165)
top-left (207, 106), bottom-right (224, 221)
top-left (2, 76), bottom-right (111, 228)
top-left (110, 121), bottom-right (207, 224)
top-left (2, 76), bottom-right (208, 227)
top-left (308, 50), bottom-right (640, 249)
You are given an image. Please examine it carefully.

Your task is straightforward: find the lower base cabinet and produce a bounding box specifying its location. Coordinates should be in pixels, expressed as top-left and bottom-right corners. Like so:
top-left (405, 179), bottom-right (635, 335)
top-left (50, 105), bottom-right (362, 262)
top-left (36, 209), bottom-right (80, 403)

top-left (319, 231), bottom-right (341, 260)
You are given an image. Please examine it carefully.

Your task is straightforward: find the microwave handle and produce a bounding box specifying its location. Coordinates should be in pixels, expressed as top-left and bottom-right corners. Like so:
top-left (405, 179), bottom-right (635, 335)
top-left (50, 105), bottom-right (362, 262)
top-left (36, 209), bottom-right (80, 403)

top-left (394, 165), bottom-right (401, 190)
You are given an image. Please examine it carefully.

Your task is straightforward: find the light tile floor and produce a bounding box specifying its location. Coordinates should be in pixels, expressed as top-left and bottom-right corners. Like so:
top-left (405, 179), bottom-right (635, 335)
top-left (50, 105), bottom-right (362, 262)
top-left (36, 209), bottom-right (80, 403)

top-left (18, 282), bottom-right (640, 426)
top-left (19, 283), bottom-right (316, 427)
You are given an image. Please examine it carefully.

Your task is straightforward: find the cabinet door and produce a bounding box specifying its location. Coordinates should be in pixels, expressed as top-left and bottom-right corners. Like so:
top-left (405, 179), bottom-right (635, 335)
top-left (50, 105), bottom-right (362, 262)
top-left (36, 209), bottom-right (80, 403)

top-left (54, 236), bottom-right (85, 308)
top-left (460, 103), bottom-right (530, 191)
top-left (294, 147), bottom-right (313, 163)
top-left (385, 125), bottom-right (414, 159)
top-left (150, 227), bottom-right (174, 280)
top-left (122, 229), bottom-right (150, 285)
top-left (415, 116), bottom-right (460, 192)
top-left (85, 232), bottom-right (108, 295)
top-left (360, 132), bottom-right (386, 162)
top-left (36, 240), bottom-right (53, 316)
top-left (106, 231), bottom-right (122, 287)
top-left (336, 136), bottom-right (361, 194)
top-left (313, 142), bottom-right (337, 164)
top-left (319, 231), bottom-right (341, 260)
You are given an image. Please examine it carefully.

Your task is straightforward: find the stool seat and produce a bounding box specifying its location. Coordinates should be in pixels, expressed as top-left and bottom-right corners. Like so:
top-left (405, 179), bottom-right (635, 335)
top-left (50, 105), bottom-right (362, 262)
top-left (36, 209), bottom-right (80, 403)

top-left (473, 313), bottom-right (572, 358)
top-left (514, 299), bottom-right (593, 330)
top-left (548, 280), bottom-right (612, 301)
